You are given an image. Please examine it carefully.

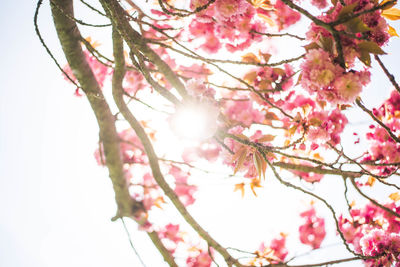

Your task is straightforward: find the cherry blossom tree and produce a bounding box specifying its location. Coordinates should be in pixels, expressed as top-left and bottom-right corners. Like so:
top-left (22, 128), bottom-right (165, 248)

top-left (35, 0), bottom-right (400, 266)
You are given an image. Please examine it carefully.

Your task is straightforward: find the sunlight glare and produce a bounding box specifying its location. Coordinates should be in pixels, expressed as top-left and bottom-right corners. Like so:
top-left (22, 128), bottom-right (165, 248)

top-left (170, 103), bottom-right (218, 140)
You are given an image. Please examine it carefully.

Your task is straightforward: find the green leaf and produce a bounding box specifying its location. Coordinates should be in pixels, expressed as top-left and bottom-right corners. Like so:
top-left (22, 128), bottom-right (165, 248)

top-left (318, 36), bottom-right (334, 53)
top-left (338, 2), bottom-right (358, 19)
top-left (358, 50), bottom-right (371, 66)
top-left (358, 41), bottom-right (386, 55)
top-left (345, 18), bottom-right (371, 33)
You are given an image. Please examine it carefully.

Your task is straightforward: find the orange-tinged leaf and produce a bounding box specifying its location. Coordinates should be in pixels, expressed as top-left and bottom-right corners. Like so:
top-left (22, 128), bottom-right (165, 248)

top-left (382, 8), bottom-right (400, 20)
top-left (313, 153), bottom-right (324, 161)
top-left (234, 183), bottom-right (245, 198)
top-left (388, 24), bottom-right (399, 37)
top-left (250, 178), bottom-right (262, 196)
top-left (303, 42), bottom-right (320, 52)
top-left (232, 145), bottom-right (247, 162)
top-left (265, 112), bottom-right (279, 121)
top-left (244, 71), bottom-right (258, 84)
top-left (235, 133), bottom-right (250, 140)
top-left (273, 68), bottom-right (286, 76)
top-left (257, 13), bottom-right (276, 26)
top-left (350, 200), bottom-right (356, 207)
top-left (234, 147), bottom-right (248, 174)
top-left (309, 117), bottom-right (322, 126)
top-left (367, 176), bottom-right (376, 186)
top-left (380, 0), bottom-right (398, 10)
top-left (253, 151), bottom-right (264, 179)
top-left (85, 36), bottom-right (101, 48)
top-left (242, 53), bottom-right (260, 63)
top-left (258, 134), bottom-right (276, 142)
top-left (288, 125), bottom-right (298, 136)
top-left (260, 52), bottom-right (272, 63)
top-left (389, 192), bottom-right (400, 201)
top-left (154, 196), bottom-right (166, 209)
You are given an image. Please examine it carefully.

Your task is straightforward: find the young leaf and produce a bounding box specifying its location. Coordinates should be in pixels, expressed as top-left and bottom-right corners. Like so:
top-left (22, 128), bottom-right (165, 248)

top-left (382, 8), bottom-right (400, 20)
top-left (345, 18), bottom-right (371, 33)
top-left (337, 2), bottom-right (358, 19)
top-left (358, 41), bottom-right (386, 55)
top-left (253, 151), bottom-right (264, 179)
top-left (366, 176), bottom-right (376, 187)
top-left (233, 146), bottom-right (248, 174)
top-left (258, 134), bottom-right (276, 142)
top-left (250, 178), bottom-right (262, 196)
top-left (380, 0), bottom-right (397, 10)
top-left (389, 192), bottom-right (400, 201)
top-left (358, 50), bottom-right (371, 66)
top-left (242, 53), bottom-right (261, 63)
top-left (388, 25), bottom-right (399, 37)
top-left (234, 183), bottom-right (245, 198)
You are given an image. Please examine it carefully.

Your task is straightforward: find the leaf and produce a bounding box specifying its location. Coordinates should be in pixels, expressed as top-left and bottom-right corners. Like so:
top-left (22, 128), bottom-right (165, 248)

top-left (382, 8), bottom-right (400, 20)
top-left (338, 2), bottom-right (358, 19)
top-left (344, 18), bottom-right (371, 33)
top-left (309, 117), bottom-right (322, 126)
top-left (244, 71), bottom-right (258, 84)
top-left (296, 72), bottom-right (302, 86)
top-left (257, 13), bottom-right (276, 27)
top-left (358, 41), bottom-right (386, 55)
top-left (233, 146), bottom-right (248, 174)
top-left (265, 112), bottom-right (279, 121)
top-left (288, 125), bottom-right (298, 136)
top-left (303, 42), bottom-right (320, 52)
top-left (358, 50), bottom-right (371, 66)
top-left (258, 134), bottom-right (276, 142)
top-left (318, 36), bottom-right (334, 53)
top-left (388, 25), bottom-right (399, 37)
top-left (366, 176), bottom-right (376, 186)
top-left (273, 68), bottom-right (286, 76)
top-left (242, 53), bottom-right (261, 63)
top-left (250, 178), bottom-right (262, 196)
top-left (389, 192), bottom-right (400, 201)
top-left (253, 151), bottom-right (265, 179)
top-left (380, 0), bottom-right (398, 10)
top-left (234, 183), bottom-right (245, 198)
top-left (260, 52), bottom-right (272, 63)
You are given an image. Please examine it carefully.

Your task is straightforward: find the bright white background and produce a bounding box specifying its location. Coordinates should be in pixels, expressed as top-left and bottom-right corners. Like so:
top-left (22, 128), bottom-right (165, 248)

top-left (1, 0), bottom-right (399, 266)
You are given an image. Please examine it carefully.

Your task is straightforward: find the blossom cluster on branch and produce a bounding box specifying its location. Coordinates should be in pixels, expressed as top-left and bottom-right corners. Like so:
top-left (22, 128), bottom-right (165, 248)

top-left (38, 0), bottom-right (400, 265)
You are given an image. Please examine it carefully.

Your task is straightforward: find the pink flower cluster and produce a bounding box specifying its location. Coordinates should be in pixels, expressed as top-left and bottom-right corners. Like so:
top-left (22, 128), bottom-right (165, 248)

top-left (257, 234), bottom-right (288, 264)
top-left (363, 91), bottom-right (400, 174)
top-left (186, 249), bottom-right (212, 267)
top-left (306, 0), bottom-right (389, 64)
top-left (360, 229), bottom-right (400, 267)
top-left (169, 165), bottom-right (197, 206)
top-left (339, 201), bottom-right (400, 265)
top-left (188, 0), bottom-right (268, 53)
top-left (301, 48), bottom-right (370, 104)
top-left (299, 206), bottom-right (326, 249)
top-left (306, 108), bottom-right (348, 145)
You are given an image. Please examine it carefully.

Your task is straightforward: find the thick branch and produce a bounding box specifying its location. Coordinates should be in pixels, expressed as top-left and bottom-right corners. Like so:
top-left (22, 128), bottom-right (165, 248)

top-left (51, 0), bottom-right (142, 218)
top-left (112, 25), bottom-right (178, 267)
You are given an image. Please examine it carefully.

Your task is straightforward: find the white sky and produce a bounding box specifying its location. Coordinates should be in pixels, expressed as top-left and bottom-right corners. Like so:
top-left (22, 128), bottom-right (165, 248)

top-left (1, 0), bottom-right (400, 266)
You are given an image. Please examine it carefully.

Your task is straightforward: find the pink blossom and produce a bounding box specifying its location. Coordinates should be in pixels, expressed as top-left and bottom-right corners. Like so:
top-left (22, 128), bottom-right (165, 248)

top-left (186, 250), bottom-right (212, 267)
top-left (299, 206), bottom-right (326, 249)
